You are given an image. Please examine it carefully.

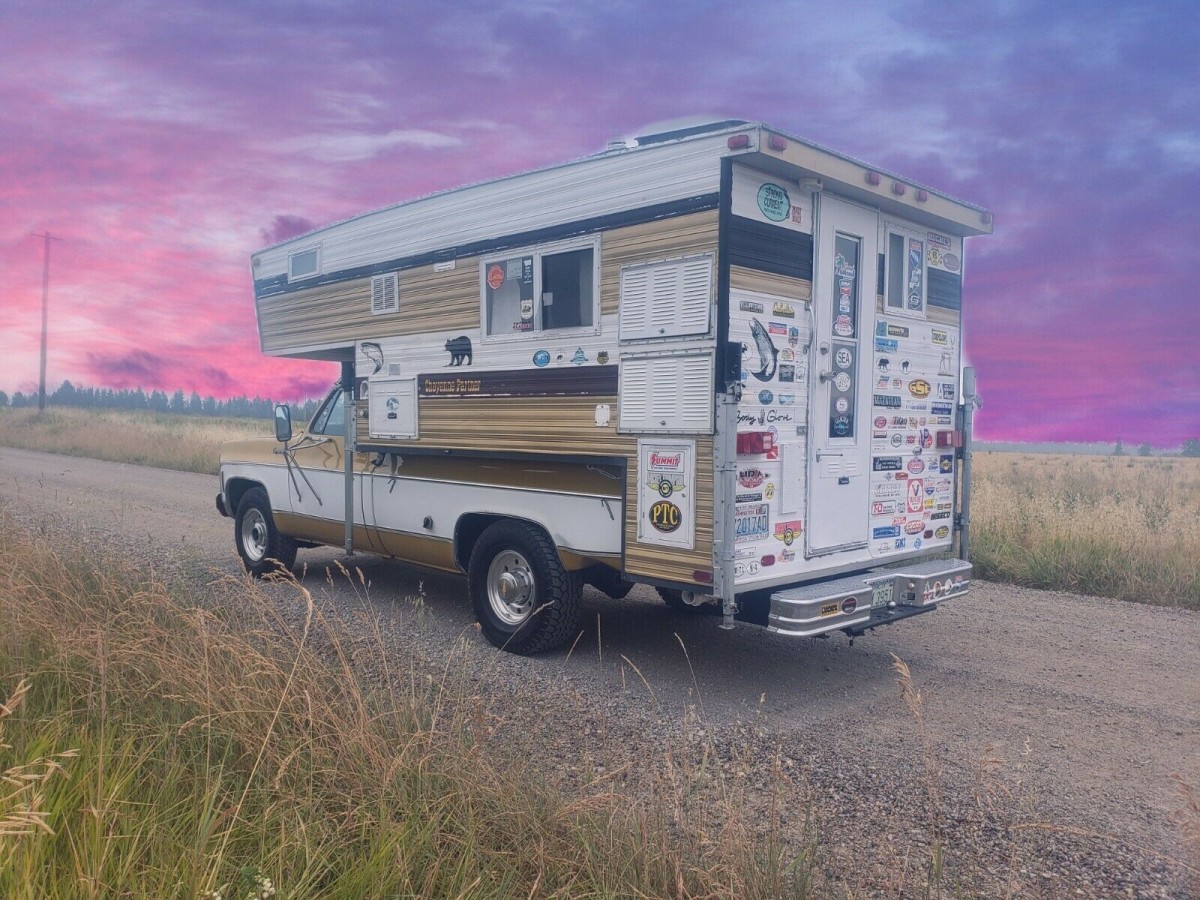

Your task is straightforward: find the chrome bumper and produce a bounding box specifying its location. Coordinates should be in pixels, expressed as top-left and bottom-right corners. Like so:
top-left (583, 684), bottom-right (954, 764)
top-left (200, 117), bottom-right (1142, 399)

top-left (768, 558), bottom-right (972, 638)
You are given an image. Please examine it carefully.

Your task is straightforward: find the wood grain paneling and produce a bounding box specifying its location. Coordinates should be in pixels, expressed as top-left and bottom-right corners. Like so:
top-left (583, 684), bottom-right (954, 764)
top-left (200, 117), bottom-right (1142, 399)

top-left (730, 266), bottom-right (812, 301)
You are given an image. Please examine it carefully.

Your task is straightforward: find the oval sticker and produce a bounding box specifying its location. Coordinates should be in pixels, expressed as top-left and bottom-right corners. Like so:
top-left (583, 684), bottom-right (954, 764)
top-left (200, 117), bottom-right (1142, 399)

top-left (649, 500), bottom-right (682, 533)
top-left (486, 264), bottom-right (505, 291)
top-left (756, 183), bottom-right (791, 222)
top-left (909, 379), bottom-right (931, 398)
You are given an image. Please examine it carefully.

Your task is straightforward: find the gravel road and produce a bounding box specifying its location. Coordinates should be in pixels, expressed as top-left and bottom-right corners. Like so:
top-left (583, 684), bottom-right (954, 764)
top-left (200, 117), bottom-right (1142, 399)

top-left (2, 446), bottom-right (1197, 898)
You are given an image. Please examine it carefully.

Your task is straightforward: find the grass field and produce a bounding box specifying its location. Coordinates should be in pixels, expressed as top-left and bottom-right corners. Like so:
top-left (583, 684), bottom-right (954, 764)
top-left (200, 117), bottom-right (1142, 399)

top-left (1, 407), bottom-right (1197, 607)
top-left (970, 451), bottom-right (1200, 608)
top-left (0, 521), bottom-right (817, 898)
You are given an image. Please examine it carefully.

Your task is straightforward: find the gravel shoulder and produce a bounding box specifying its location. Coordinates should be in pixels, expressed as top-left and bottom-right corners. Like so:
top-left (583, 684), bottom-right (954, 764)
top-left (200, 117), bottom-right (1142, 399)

top-left (2, 447), bottom-right (1197, 897)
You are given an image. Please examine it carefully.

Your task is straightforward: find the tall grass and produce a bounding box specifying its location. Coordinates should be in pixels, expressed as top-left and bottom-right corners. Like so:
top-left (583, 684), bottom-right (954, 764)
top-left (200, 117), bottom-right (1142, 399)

top-left (0, 519), bottom-right (816, 898)
top-left (969, 452), bottom-right (1200, 608)
top-left (0, 407), bottom-right (268, 474)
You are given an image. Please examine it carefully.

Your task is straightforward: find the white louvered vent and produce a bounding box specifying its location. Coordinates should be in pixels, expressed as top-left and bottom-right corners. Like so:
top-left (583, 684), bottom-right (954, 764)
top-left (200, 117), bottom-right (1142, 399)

top-left (370, 273), bottom-right (399, 315)
top-left (619, 254), bottom-right (712, 341)
top-left (618, 352), bottom-right (714, 433)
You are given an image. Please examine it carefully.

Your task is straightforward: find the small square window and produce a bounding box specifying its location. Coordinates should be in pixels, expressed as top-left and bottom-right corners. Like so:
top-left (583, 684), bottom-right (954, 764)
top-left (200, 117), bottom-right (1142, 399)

top-left (288, 247), bottom-right (320, 281)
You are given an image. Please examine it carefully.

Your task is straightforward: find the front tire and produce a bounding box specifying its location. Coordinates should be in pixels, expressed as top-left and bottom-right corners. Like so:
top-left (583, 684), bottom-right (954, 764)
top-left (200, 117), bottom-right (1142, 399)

top-left (235, 487), bottom-right (297, 577)
top-left (468, 520), bottom-right (582, 654)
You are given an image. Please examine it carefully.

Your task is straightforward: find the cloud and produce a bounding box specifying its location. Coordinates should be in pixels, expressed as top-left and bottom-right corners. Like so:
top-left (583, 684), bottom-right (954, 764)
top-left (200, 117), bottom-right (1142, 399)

top-left (260, 215), bottom-right (316, 246)
top-left (280, 129), bottom-right (463, 163)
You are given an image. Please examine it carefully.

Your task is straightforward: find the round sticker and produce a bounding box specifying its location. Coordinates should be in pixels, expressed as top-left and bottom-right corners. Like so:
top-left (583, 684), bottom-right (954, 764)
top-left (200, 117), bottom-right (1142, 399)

top-left (759, 389), bottom-right (774, 404)
top-left (649, 500), bottom-right (682, 533)
top-left (486, 265), bottom-right (505, 291)
top-left (834, 315), bottom-right (853, 336)
top-left (835, 396), bottom-right (850, 414)
top-left (756, 183), bottom-right (791, 222)
top-left (874, 416), bottom-right (888, 429)
top-left (834, 372), bottom-right (852, 392)
top-left (532, 350), bottom-right (550, 367)
top-left (835, 348), bottom-right (853, 369)
top-left (832, 416), bottom-right (851, 436)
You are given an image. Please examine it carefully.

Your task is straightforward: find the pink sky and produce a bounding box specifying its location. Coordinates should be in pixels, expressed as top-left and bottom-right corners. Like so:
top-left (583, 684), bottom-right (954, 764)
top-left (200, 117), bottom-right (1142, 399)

top-left (1, 1), bottom-right (1197, 445)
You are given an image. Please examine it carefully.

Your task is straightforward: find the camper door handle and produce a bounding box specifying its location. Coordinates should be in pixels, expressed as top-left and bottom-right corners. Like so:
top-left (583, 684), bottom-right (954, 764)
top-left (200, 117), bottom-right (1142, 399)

top-left (815, 449), bottom-right (843, 461)
top-left (818, 370), bottom-right (835, 383)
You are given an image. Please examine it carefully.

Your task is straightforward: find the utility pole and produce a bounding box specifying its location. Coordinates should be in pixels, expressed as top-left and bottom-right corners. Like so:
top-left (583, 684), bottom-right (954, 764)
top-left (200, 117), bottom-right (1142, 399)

top-left (31, 232), bottom-right (61, 415)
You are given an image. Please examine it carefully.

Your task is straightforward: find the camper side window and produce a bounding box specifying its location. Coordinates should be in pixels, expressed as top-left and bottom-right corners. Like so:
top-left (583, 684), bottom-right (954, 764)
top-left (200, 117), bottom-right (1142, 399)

top-left (884, 226), bottom-right (926, 317)
top-left (482, 238), bottom-right (599, 339)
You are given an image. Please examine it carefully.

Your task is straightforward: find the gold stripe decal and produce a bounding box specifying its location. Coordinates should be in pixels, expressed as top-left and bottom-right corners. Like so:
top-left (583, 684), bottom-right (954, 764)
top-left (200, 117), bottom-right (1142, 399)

top-left (418, 365), bottom-right (618, 398)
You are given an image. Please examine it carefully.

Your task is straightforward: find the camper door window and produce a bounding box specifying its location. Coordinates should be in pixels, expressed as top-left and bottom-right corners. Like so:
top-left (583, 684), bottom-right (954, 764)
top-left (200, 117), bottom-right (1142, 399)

top-left (482, 238), bottom-right (599, 339)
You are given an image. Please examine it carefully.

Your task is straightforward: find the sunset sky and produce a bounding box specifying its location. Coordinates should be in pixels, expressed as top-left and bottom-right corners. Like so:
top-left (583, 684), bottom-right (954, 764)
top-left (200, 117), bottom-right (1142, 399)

top-left (1, 0), bottom-right (1197, 445)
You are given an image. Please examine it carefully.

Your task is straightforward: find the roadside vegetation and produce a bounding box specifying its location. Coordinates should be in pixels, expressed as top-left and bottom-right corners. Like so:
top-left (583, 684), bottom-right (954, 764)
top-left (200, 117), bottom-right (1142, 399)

top-left (2, 408), bottom-right (1197, 608)
top-left (970, 451), bottom-right (1200, 609)
top-left (0, 518), bottom-right (817, 898)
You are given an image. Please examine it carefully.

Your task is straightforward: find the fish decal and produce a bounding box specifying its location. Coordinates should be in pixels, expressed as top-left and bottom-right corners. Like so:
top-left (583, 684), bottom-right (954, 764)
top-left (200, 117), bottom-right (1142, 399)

top-left (748, 318), bottom-right (778, 382)
top-left (360, 341), bottom-right (385, 374)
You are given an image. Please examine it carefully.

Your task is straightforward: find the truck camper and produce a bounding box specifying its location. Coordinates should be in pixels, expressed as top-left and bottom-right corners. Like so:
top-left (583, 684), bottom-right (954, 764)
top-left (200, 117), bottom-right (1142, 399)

top-left (217, 119), bottom-right (992, 654)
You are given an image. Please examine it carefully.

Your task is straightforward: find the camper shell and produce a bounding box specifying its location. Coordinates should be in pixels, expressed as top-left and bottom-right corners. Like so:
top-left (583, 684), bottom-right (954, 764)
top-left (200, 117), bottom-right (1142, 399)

top-left (218, 119), bottom-right (991, 653)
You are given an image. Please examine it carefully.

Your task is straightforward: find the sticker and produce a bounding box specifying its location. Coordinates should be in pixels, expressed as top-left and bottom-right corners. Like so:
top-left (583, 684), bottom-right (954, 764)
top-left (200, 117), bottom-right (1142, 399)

top-left (773, 302), bottom-right (795, 318)
top-left (749, 319), bottom-right (779, 382)
top-left (778, 364), bottom-right (795, 382)
top-left (760, 555), bottom-right (775, 567)
top-left (757, 183), bottom-right (791, 222)
top-left (759, 389), bottom-right (774, 404)
top-left (740, 300), bottom-right (764, 313)
top-left (890, 433), bottom-right (903, 447)
top-left (875, 395), bottom-right (901, 408)
top-left (905, 519), bottom-right (925, 535)
top-left (874, 482), bottom-right (902, 500)
top-left (909, 379), bottom-right (931, 398)
top-left (486, 264), bottom-right (505, 291)
top-left (520, 297), bottom-right (534, 320)
top-left (788, 327), bottom-right (800, 346)
top-left (532, 350), bottom-right (550, 368)
top-left (931, 403), bottom-right (953, 416)
top-left (832, 415), bottom-right (851, 436)
top-left (778, 394), bottom-right (795, 405)
top-left (931, 328), bottom-right (948, 345)
top-left (887, 324), bottom-right (910, 337)
top-left (834, 315), bottom-right (853, 336)
top-left (939, 455), bottom-right (954, 474)
top-left (927, 247), bottom-right (942, 268)
top-left (873, 525), bottom-right (901, 539)
top-left (735, 492), bottom-right (763, 503)
top-left (768, 322), bottom-right (788, 336)
top-left (445, 336), bottom-right (473, 366)
top-left (841, 597), bottom-right (857, 614)
top-left (927, 231), bottom-right (951, 247)
top-left (597, 350), bottom-right (609, 365)
top-left (764, 482), bottom-right (776, 499)
top-left (835, 397), bottom-right (850, 414)
top-left (873, 456), bottom-right (902, 471)
top-left (738, 468), bottom-right (765, 488)
top-left (779, 548), bottom-right (796, 562)
top-left (360, 342), bottom-right (385, 374)
top-left (875, 338), bottom-right (899, 352)
top-left (907, 458), bottom-right (925, 474)
top-left (874, 416), bottom-right (888, 429)
top-left (907, 479), bottom-right (925, 514)
top-left (872, 501), bottom-right (897, 515)
top-left (935, 526), bottom-right (950, 539)
top-left (773, 520), bottom-right (803, 545)
top-left (735, 504), bottom-right (770, 543)
top-left (835, 348), bottom-right (853, 369)
top-left (834, 372), bottom-right (852, 392)
top-left (649, 500), bottom-right (682, 533)
top-left (571, 348), bottom-right (588, 365)
top-left (943, 253), bottom-right (960, 272)
top-left (820, 603), bottom-right (839, 617)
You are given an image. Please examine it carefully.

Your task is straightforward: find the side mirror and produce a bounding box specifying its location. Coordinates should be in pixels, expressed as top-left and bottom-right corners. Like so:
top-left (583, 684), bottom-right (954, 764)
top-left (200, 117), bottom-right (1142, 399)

top-left (273, 404), bottom-right (293, 443)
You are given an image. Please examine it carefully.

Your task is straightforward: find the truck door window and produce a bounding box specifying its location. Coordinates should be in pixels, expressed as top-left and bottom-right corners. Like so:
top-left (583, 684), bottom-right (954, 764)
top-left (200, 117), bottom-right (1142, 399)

top-left (309, 389), bottom-right (345, 436)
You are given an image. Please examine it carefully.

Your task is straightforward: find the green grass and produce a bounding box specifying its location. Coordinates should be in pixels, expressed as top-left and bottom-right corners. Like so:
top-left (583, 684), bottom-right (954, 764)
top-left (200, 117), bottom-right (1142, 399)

top-left (0, 520), bottom-right (817, 898)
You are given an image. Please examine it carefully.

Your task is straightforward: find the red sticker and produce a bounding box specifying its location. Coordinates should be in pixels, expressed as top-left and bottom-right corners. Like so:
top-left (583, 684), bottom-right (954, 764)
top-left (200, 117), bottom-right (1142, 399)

top-left (487, 265), bottom-right (505, 291)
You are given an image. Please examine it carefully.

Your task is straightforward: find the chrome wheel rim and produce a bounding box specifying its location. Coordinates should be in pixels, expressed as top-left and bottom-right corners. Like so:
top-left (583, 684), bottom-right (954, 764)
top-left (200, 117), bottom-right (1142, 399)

top-left (486, 550), bottom-right (535, 626)
top-left (241, 508), bottom-right (269, 562)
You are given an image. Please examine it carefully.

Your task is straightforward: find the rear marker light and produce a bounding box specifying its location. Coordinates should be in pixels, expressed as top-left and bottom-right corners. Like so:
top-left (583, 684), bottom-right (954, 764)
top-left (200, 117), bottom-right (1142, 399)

top-left (736, 431), bottom-right (774, 456)
top-left (768, 134), bottom-right (787, 151)
top-left (892, 181), bottom-right (906, 196)
top-left (693, 570), bottom-right (713, 584)
top-left (727, 134), bottom-right (751, 150)
top-left (866, 171), bottom-right (882, 185)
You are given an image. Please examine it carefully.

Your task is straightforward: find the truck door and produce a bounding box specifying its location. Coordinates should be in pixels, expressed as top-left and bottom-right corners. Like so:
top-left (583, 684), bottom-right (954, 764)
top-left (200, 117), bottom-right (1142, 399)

top-left (284, 386), bottom-right (350, 535)
top-left (807, 195), bottom-right (878, 555)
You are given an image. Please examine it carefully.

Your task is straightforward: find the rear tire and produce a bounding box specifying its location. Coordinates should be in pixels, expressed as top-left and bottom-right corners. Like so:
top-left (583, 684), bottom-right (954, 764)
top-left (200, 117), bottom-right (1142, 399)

top-left (235, 487), bottom-right (297, 577)
top-left (468, 520), bottom-right (583, 654)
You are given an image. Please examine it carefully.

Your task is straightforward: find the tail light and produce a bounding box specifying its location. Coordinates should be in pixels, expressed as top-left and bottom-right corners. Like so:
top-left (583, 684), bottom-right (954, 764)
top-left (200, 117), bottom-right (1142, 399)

top-left (936, 430), bottom-right (962, 448)
top-left (737, 431), bottom-right (774, 456)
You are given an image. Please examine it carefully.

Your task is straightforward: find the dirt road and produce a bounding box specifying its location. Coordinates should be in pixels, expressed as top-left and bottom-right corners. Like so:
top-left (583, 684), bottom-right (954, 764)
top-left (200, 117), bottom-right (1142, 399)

top-left (2, 446), bottom-right (1196, 897)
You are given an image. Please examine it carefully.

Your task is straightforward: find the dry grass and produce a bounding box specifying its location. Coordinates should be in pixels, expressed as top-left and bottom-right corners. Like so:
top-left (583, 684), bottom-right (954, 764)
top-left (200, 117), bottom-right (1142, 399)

top-left (970, 452), bottom-right (1200, 608)
top-left (0, 407), bottom-right (268, 474)
top-left (0, 517), bottom-right (817, 898)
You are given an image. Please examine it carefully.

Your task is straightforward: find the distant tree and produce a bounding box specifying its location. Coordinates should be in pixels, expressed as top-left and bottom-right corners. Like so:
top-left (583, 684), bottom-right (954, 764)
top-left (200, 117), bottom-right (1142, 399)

top-left (50, 380), bottom-right (77, 406)
top-left (1113, 440), bottom-right (1125, 456)
top-left (0, 390), bottom-right (8, 407)
top-left (1183, 439), bottom-right (1200, 458)
top-left (1137, 443), bottom-right (1152, 457)
top-left (171, 389), bottom-right (186, 412)
top-left (11, 391), bottom-right (29, 408)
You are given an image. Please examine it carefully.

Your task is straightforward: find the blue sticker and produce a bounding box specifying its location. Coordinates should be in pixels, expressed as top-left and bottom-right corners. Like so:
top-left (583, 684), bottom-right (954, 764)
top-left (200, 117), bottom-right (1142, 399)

top-left (759, 389), bottom-right (774, 404)
top-left (873, 525), bottom-right (901, 539)
top-left (533, 350), bottom-right (550, 368)
top-left (875, 338), bottom-right (899, 352)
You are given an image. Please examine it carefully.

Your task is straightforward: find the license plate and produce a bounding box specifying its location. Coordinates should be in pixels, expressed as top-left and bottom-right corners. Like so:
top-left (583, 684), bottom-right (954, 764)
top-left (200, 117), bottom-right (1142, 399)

top-left (871, 582), bottom-right (893, 609)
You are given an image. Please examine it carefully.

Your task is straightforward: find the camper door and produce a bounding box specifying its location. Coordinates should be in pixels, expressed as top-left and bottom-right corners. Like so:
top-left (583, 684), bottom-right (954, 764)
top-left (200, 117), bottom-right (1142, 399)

top-left (807, 195), bottom-right (877, 555)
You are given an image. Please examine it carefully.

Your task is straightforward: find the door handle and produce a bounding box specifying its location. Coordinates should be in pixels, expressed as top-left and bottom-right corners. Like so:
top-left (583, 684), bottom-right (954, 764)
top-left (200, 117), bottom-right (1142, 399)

top-left (818, 370), bottom-right (835, 383)
top-left (816, 449), bottom-right (844, 461)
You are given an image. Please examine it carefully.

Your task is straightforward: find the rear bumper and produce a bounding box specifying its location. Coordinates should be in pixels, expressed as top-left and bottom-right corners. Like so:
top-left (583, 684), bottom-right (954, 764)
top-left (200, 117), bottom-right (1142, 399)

top-left (768, 558), bottom-right (972, 638)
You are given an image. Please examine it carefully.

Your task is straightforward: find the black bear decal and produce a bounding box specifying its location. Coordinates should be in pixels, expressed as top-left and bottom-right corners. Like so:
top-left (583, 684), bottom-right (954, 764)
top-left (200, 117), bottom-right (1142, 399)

top-left (445, 336), bottom-right (472, 366)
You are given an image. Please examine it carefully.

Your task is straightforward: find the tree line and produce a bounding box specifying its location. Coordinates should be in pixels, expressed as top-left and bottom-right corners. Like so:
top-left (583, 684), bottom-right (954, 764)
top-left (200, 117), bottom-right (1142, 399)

top-left (0, 381), bottom-right (323, 422)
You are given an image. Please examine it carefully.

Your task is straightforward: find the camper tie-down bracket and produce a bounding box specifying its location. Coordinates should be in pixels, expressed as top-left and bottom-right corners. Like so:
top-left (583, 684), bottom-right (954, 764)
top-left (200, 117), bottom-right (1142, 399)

top-left (274, 437), bottom-right (327, 505)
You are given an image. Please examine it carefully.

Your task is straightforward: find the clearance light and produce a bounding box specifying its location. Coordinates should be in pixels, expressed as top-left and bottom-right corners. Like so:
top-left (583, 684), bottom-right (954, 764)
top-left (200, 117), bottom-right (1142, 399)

top-left (892, 181), bottom-right (906, 196)
top-left (916, 189), bottom-right (929, 202)
top-left (736, 431), bottom-right (774, 456)
top-left (727, 133), bottom-right (751, 150)
top-left (866, 171), bottom-right (882, 185)
top-left (768, 134), bottom-right (787, 151)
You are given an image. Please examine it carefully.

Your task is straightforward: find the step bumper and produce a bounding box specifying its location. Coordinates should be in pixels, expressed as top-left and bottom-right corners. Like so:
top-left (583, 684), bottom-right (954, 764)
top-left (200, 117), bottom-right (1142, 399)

top-left (768, 558), bottom-right (972, 638)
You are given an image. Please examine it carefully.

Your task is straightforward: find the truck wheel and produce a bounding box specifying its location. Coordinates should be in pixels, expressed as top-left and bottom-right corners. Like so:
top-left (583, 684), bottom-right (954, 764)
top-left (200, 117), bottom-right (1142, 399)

top-left (235, 487), bottom-right (298, 577)
top-left (468, 520), bottom-right (583, 654)
top-left (657, 587), bottom-right (720, 615)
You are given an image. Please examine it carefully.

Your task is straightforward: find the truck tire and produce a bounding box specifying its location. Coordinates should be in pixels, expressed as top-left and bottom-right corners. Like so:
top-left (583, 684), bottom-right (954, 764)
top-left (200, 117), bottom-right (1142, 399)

top-left (235, 486), bottom-right (298, 577)
top-left (468, 520), bottom-right (583, 654)
top-left (657, 587), bottom-right (720, 615)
